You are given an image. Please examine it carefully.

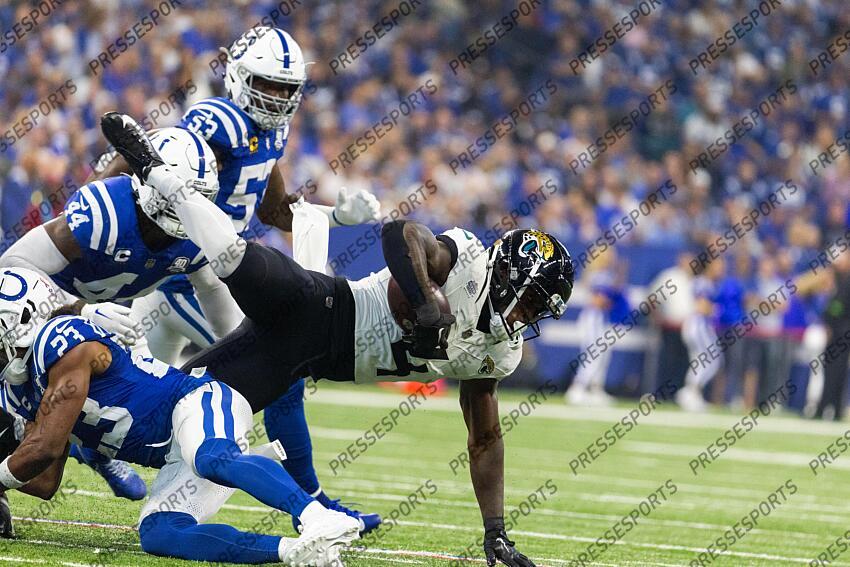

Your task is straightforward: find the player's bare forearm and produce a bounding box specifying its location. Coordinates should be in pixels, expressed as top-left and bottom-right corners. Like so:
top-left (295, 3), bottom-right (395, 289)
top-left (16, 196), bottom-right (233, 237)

top-left (18, 443), bottom-right (69, 500)
top-left (257, 163), bottom-right (297, 231)
top-left (7, 344), bottom-right (96, 484)
top-left (460, 379), bottom-right (505, 520)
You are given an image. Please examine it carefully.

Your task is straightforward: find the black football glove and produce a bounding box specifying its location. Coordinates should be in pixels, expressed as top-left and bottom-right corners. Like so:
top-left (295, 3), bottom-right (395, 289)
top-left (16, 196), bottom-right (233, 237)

top-left (408, 301), bottom-right (455, 359)
top-left (0, 492), bottom-right (14, 539)
top-left (484, 518), bottom-right (536, 567)
top-left (0, 409), bottom-right (21, 462)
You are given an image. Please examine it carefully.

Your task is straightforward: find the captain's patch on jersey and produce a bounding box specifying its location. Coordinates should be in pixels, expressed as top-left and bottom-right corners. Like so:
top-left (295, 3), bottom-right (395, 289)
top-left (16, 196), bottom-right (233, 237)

top-left (478, 354), bottom-right (495, 375)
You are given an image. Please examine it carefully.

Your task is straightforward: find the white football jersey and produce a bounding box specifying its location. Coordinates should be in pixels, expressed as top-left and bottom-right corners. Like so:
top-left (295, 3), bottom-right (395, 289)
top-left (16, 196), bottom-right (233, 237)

top-left (349, 228), bottom-right (523, 384)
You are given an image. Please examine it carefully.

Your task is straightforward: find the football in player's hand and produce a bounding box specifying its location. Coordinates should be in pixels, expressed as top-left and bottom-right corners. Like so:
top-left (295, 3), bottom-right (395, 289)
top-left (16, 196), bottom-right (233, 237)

top-left (388, 278), bottom-right (450, 333)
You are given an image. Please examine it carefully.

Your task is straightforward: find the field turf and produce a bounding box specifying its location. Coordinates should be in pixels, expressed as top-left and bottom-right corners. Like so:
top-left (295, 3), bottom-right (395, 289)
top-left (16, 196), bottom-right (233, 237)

top-left (3, 382), bottom-right (849, 566)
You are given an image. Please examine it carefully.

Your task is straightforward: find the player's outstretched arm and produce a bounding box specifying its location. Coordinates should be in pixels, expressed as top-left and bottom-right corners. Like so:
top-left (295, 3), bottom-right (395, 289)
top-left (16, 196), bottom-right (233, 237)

top-left (460, 378), bottom-right (536, 567)
top-left (0, 342), bottom-right (101, 495)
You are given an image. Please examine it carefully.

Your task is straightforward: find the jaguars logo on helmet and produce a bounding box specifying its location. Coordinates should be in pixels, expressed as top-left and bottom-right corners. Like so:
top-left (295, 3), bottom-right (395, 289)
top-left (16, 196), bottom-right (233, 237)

top-left (518, 230), bottom-right (555, 261)
top-left (487, 229), bottom-right (575, 342)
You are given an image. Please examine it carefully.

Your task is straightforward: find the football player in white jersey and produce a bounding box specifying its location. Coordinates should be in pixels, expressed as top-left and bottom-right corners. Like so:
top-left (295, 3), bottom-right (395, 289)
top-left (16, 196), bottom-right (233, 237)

top-left (103, 111), bottom-right (575, 567)
top-left (92, 26), bottom-right (383, 533)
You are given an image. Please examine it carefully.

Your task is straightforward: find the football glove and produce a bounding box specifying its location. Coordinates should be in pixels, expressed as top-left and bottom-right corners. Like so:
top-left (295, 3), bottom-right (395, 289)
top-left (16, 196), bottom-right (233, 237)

top-left (484, 518), bottom-right (536, 567)
top-left (333, 186), bottom-right (381, 226)
top-left (0, 409), bottom-right (21, 462)
top-left (81, 303), bottom-right (139, 346)
top-left (407, 301), bottom-right (454, 359)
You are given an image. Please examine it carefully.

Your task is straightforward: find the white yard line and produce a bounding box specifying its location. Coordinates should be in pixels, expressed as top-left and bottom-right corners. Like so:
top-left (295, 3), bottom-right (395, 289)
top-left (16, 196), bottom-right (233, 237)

top-left (12, 506), bottom-right (843, 566)
top-left (623, 440), bottom-right (850, 472)
top-left (0, 557), bottom-right (92, 567)
top-left (395, 520), bottom-right (843, 565)
top-left (310, 389), bottom-right (850, 437)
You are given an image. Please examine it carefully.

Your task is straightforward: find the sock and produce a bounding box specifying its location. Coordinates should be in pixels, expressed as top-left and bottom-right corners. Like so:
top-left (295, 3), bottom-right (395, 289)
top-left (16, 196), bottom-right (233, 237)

top-left (263, 379), bottom-right (321, 495)
top-left (148, 166), bottom-right (245, 278)
top-left (194, 438), bottom-right (313, 517)
top-left (140, 511), bottom-right (280, 564)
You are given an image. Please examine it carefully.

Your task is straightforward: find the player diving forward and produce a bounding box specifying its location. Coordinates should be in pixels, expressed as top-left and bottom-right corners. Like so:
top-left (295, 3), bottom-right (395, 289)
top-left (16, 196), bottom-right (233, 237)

top-left (0, 268), bottom-right (360, 565)
top-left (105, 112), bottom-right (574, 567)
top-left (94, 26), bottom-right (382, 532)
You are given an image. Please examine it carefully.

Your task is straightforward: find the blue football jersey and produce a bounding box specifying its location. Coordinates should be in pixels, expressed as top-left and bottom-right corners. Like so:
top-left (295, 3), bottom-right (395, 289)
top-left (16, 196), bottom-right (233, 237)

top-left (0, 316), bottom-right (212, 468)
top-left (179, 96), bottom-right (288, 234)
top-left (51, 176), bottom-right (207, 301)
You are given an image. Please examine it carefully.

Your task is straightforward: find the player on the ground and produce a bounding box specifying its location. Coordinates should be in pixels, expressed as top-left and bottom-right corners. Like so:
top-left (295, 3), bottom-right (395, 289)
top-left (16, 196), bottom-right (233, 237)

top-left (104, 111), bottom-right (574, 567)
top-left (0, 127), bottom-right (243, 503)
top-left (0, 267), bottom-right (359, 565)
top-left (93, 26), bottom-right (382, 533)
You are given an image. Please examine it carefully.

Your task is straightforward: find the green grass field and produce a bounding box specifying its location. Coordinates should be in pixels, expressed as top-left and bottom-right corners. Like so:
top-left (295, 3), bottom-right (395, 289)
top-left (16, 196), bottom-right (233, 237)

top-left (3, 382), bottom-right (850, 566)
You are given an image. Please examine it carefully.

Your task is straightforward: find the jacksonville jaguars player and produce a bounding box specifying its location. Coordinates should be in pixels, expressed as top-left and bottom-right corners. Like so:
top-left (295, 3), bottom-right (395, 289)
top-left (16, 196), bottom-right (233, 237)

top-left (104, 111), bottom-right (574, 567)
top-left (0, 127), bottom-right (243, 506)
top-left (94, 26), bottom-right (382, 533)
top-left (0, 268), bottom-right (360, 565)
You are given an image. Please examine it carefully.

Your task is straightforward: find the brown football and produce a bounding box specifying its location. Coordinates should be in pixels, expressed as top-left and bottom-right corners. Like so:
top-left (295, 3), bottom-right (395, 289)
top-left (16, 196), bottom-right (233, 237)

top-left (387, 278), bottom-right (451, 332)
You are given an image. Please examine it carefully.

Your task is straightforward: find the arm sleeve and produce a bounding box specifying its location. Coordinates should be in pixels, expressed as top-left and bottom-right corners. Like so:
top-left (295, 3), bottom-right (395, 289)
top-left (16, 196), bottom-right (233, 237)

top-left (381, 220), bottom-right (427, 308)
top-left (0, 225), bottom-right (70, 275)
top-left (187, 265), bottom-right (244, 338)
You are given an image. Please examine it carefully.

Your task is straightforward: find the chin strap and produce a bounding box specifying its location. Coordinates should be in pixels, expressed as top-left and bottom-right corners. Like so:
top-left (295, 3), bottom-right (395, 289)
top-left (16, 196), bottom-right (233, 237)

top-left (486, 249), bottom-right (532, 346)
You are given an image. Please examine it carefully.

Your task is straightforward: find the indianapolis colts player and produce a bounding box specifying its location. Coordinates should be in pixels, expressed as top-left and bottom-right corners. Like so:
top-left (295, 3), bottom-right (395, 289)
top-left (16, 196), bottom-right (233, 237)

top-left (0, 268), bottom-right (360, 565)
top-left (94, 27), bottom-right (382, 533)
top-left (103, 111), bottom-right (575, 567)
top-left (0, 127), bottom-right (243, 504)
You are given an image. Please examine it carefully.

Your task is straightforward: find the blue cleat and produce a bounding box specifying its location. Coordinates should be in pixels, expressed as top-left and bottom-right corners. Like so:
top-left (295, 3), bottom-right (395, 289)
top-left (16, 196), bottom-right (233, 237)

top-left (293, 493), bottom-right (382, 536)
top-left (69, 445), bottom-right (147, 501)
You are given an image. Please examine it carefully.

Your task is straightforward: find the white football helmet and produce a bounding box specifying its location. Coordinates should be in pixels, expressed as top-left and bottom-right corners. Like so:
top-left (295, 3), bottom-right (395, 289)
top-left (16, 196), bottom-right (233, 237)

top-left (0, 268), bottom-right (58, 385)
top-left (132, 127), bottom-right (219, 239)
top-left (223, 26), bottom-right (307, 130)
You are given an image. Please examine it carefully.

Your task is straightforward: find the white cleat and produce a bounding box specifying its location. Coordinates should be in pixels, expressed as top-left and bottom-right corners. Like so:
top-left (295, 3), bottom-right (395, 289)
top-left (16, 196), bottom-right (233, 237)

top-left (676, 385), bottom-right (707, 412)
top-left (565, 385), bottom-right (587, 405)
top-left (285, 508), bottom-right (360, 567)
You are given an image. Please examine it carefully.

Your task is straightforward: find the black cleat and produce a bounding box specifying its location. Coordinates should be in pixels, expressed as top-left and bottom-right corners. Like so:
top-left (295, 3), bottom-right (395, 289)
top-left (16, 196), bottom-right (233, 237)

top-left (0, 492), bottom-right (14, 538)
top-left (99, 112), bottom-right (163, 182)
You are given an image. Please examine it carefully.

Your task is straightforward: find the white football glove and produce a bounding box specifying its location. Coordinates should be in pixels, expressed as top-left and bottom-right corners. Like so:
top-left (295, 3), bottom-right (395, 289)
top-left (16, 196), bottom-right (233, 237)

top-left (81, 302), bottom-right (140, 346)
top-left (333, 186), bottom-right (381, 226)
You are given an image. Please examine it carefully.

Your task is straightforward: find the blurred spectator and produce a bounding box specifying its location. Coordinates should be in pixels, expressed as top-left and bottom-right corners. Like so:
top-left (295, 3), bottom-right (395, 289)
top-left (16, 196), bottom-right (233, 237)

top-left (650, 252), bottom-right (694, 394)
top-left (816, 252), bottom-right (850, 421)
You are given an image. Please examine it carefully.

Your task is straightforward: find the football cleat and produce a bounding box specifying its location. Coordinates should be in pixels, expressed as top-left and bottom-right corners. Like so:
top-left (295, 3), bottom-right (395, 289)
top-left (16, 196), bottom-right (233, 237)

top-left (99, 112), bottom-right (163, 182)
top-left (0, 492), bottom-right (14, 538)
top-left (70, 445), bottom-right (147, 501)
top-left (292, 497), bottom-right (382, 536)
top-left (286, 507), bottom-right (359, 567)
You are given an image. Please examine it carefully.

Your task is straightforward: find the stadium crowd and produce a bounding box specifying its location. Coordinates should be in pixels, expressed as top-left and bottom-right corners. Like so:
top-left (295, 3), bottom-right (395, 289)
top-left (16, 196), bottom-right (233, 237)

top-left (2, 0), bottom-right (850, 417)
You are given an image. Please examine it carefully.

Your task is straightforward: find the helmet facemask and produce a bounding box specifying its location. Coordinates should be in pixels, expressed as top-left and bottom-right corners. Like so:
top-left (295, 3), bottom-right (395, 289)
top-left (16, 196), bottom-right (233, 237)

top-left (236, 67), bottom-right (304, 130)
top-left (486, 231), bottom-right (574, 343)
top-left (223, 27), bottom-right (308, 131)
